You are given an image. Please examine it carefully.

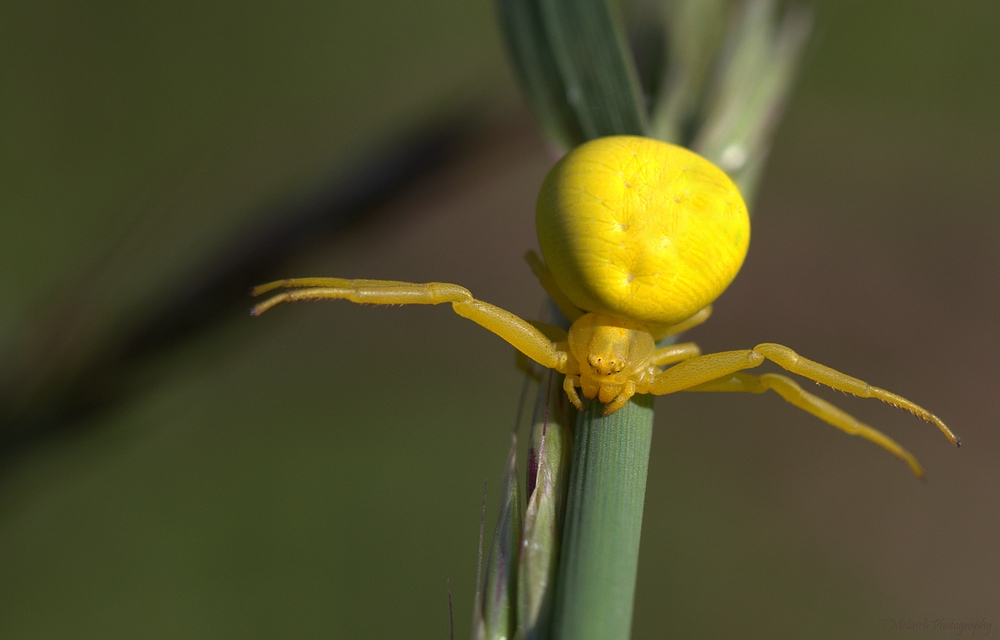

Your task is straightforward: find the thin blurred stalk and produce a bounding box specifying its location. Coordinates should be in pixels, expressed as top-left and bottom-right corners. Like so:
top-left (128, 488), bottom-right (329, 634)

top-left (690, 0), bottom-right (813, 200)
top-left (0, 114), bottom-right (476, 459)
top-left (473, 436), bottom-right (521, 640)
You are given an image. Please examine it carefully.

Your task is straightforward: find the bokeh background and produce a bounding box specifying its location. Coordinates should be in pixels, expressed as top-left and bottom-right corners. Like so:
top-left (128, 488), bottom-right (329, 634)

top-left (1, 1), bottom-right (997, 637)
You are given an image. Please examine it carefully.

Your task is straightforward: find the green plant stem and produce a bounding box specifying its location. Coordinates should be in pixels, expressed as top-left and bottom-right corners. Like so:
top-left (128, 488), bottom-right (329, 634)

top-left (550, 395), bottom-right (654, 640)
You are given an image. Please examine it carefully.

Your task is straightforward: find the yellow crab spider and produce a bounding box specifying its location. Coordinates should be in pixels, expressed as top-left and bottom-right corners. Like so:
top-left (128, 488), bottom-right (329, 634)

top-left (252, 136), bottom-right (957, 478)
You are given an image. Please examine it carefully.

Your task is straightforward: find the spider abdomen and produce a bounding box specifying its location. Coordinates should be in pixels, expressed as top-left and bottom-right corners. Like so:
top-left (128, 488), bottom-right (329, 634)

top-left (536, 136), bottom-right (750, 325)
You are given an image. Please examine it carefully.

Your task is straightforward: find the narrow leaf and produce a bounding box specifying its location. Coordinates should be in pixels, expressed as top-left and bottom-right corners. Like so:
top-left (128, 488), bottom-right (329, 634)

top-left (649, 0), bottom-right (731, 144)
top-left (539, 0), bottom-right (648, 139)
top-left (518, 372), bottom-right (573, 640)
top-left (691, 0), bottom-right (813, 201)
top-left (497, 0), bottom-right (586, 149)
top-left (477, 434), bottom-right (522, 640)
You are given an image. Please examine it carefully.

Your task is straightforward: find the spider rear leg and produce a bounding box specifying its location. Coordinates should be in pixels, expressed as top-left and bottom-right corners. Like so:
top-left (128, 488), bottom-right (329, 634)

top-left (252, 278), bottom-right (569, 373)
top-left (685, 372), bottom-right (924, 478)
top-left (752, 343), bottom-right (957, 445)
top-left (525, 250), bottom-right (585, 322)
top-left (649, 306), bottom-right (712, 342)
top-left (649, 343), bottom-right (957, 446)
top-left (650, 342), bottom-right (701, 367)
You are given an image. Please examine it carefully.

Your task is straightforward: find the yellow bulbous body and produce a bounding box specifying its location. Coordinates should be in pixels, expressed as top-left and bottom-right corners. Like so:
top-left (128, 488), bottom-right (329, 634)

top-left (536, 136), bottom-right (750, 326)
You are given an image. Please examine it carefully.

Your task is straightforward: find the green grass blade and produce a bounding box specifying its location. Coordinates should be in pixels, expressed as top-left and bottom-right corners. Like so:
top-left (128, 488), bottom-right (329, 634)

top-left (497, 0), bottom-right (586, 149)
top-left (550, 396), bottom-right (654, 640)
top-left (539, 0), bottom-right (648, 139)
top-left (649, 0), bottom-right (730, 144)
top-left (498, 0), bottom-right (648, 147)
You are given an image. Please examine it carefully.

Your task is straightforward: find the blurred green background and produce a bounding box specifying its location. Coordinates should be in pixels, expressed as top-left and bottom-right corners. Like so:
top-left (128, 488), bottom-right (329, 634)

top-left (1, 0), bottom-right (997, 637)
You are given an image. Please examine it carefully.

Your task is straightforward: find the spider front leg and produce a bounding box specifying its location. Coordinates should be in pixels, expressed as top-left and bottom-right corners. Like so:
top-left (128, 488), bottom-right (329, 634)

top-left (563, 374), bottom-right (585, 411)
top-left (601, 379), bottom-right (638, 415)
top-left (648, 342), bottom-right (958, 446)
top-left (515, 322), bottom-right (569, 379)
top-left (252, 277), bottom-right (570, 373)
top-left (684, 372), bottom-right (924, 478)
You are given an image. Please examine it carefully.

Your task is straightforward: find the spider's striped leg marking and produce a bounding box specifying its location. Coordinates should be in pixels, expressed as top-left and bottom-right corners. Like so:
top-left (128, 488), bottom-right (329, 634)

top-left (252, 278), bottom-right (569, 373)
top-left (685, 372), bottom-right (924, 479)
top-left (648, 343), bottom-right (957, 446)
